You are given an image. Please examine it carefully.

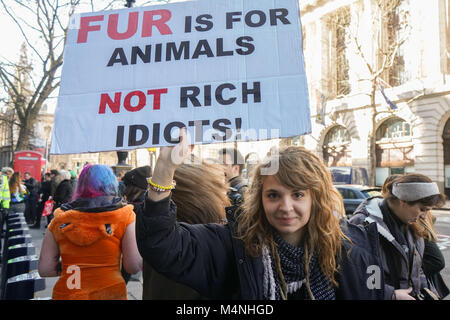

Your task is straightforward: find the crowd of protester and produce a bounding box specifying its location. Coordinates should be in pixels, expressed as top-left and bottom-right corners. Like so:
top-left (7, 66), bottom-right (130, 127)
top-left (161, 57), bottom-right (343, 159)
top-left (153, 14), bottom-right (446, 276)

top-left (0, 167), bottom-right (77, 230)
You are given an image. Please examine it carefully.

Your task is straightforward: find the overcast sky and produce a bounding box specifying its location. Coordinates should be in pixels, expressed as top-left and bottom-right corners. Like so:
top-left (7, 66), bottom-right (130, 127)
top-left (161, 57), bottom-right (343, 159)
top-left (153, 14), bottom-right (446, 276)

top-left (0, 0), bottom-right (184, 112)
top-left (0, 0), bottom-right (182, 60)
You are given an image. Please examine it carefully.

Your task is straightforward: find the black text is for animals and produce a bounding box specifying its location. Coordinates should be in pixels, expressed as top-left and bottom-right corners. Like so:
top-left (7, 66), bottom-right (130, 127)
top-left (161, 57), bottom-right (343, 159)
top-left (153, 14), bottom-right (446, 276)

top-left (103, 8), bottom-right (291, 66)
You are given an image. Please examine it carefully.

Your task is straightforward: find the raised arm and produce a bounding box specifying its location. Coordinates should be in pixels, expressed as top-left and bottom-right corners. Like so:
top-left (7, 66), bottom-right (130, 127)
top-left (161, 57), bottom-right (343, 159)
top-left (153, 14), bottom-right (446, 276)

top-left (136, 128), bottom-right (237, 298)
top-left (147, 127), bottom-right (193, 202)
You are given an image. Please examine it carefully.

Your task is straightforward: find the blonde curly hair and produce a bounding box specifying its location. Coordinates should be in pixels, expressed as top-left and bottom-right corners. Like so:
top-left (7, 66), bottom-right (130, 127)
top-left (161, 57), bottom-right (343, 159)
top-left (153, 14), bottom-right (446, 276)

top-left (237, 146), bottom-right (347, 293)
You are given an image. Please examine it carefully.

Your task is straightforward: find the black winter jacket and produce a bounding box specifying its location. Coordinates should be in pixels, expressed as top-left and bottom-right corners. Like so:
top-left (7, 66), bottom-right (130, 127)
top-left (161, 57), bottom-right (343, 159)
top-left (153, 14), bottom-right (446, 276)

top-left (136, 195), bottom-right (385, 300)
top-left (350, 197), bottom-right (439, 299)
top-left (423, 239), bottom-right (449, 299)
top-left (54, 179), bottom-right (73, 209)
top-left (24, 177), bottom-right (38, 196)
top-left (39, 181), bottom-right (52, 204)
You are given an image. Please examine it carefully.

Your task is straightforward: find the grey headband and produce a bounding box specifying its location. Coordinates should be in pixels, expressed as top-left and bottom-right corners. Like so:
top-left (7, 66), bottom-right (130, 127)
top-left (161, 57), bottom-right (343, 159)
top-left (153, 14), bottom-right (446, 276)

top-left (392, 182), bottom-right (440, 201)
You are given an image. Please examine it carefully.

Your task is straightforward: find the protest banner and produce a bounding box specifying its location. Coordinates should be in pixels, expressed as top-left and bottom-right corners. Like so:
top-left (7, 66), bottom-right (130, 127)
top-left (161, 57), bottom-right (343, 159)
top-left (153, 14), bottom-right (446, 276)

top-left (50, 0), bottom-right (311, 154)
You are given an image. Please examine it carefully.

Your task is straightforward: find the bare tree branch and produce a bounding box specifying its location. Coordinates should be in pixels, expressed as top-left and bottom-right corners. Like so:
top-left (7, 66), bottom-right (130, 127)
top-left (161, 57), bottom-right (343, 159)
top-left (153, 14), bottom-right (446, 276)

top-left (0, 1), bottom-right (45, 62)
top-left (328, 0), bottom-right (410, 185)
top-left (352, 34), bottom-right (373, 76)
top-left (0, 0), bottom-right (88, 151)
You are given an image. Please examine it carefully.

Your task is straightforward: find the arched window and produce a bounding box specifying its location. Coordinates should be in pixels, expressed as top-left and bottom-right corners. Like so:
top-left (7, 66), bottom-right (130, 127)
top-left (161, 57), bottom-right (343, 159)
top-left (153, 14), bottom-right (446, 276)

top-left (324, 125), bottom-right (350, 146)
top-left (376, 117), bottom-right (411, 140)
top-left (375, 117), bottom-right (414, 186)
top-left (443, 118), bottom-right (450, 140)
top-left (323, 125), bottom-right (351, 166)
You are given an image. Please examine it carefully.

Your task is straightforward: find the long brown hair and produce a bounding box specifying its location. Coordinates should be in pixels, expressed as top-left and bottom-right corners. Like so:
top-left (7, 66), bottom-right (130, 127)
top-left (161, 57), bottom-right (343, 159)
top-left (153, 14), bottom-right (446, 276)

top-left (381, 174), bottom-right (402, 197)
top-left (237, 146), bottom-right (347, 292)
top-left (9, 172), bottom-right (22, 194)
top-left (124, 184), bottom-right (146, 203)
top-left (171, 161), bottom-right (230, 224)
top-left (412, 210), bottom-right (438, 242)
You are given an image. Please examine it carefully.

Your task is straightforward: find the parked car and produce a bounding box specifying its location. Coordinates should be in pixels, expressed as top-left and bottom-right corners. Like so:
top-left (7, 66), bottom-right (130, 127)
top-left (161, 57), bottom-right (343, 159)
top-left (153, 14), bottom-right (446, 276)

top-left (329, 167), bottom-right (369, 186)
top-left (335, 185), bottom-right (382, 217)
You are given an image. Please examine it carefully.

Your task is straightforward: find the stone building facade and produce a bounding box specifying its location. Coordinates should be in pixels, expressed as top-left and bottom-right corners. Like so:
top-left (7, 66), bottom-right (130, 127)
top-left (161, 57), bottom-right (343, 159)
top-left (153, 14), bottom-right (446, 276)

top-left (2, 0), bottom-right (449, 193)
top-left (299, 0), bottom-right (450, 196)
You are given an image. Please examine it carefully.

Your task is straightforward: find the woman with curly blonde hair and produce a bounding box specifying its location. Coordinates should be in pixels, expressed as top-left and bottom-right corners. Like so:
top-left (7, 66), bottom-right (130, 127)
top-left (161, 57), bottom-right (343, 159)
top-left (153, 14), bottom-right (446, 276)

top-left (9, 172), bottom-right (27, 213)
top-left (237, 146), bottom-right (349, 299)
top-left (136, 128), bottom-right (384, 300)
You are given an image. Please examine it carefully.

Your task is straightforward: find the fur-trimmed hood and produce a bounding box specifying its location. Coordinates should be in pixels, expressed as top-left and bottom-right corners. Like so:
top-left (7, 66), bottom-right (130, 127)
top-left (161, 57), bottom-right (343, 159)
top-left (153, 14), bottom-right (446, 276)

top-left (350, 196), bottom-right (422, 269)
top-left (51, 196), bottom-right (133, 247)
top-left (350, 197), bottom-right (397, 243)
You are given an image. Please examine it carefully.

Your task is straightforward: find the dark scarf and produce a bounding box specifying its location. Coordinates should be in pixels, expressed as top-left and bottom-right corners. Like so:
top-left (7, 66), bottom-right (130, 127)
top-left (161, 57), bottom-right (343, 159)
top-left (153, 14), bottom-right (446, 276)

top-left (263, 231), bottom-right (336, 300)
top-left (379, 199), bottom-right (413, 288)
top-left (380, 200), bottom-right (409, 249)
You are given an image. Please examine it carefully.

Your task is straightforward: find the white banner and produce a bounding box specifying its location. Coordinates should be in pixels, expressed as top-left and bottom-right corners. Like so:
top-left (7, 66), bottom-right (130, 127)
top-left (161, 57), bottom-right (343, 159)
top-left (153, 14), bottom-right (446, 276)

top-left (50, 0), bottom-right (310, 154)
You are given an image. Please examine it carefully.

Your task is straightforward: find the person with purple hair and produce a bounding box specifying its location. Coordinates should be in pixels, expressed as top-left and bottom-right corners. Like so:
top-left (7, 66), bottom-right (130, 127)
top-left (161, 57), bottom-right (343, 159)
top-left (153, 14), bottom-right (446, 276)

top-left (38, 164), bottom-right (142, 300)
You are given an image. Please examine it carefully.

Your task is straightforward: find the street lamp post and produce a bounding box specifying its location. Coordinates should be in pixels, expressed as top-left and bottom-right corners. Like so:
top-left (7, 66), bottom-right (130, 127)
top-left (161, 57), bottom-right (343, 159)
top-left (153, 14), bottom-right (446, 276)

top-left (113, 0), bottom-right (138, 177)
top-left (113, 150), bottom-right (133, 177)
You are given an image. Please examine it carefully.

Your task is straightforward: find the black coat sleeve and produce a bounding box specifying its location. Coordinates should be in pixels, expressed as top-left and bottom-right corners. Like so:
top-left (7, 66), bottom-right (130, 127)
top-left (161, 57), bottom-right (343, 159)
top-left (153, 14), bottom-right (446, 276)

top-left (336, 220), bottom-right (386, 300)
top-left (422, 239), bottom-right (445, 278)
top-left (54, 180), bottom-right (73, 206)
top-left (135, 195), bottom-right (237, 299)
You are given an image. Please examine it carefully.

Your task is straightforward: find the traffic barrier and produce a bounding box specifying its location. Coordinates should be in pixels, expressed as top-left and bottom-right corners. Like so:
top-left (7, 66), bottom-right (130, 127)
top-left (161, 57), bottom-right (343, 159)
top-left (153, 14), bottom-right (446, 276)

top-left (7, 228), bottom-right (30, 238)
top-left (6, 255), bottom-right (39, 279)
top-left (7, 222), bottom-right (28, 230)
top-left (6, 219), bottom-right (26, 227)
top-left (0, 211), bottom-right (46, 300)
top-left (6, 217), bottom-right (26, 225)
top-left (4, 271), bottom-right (45, 300)
top-left (6, 243), bottom-right (35, 262)
top-left (6, 234), bottom-right (32, 247)
top-left (5, 212), bottom-right (23, 219)
top-left (6, 212), bottom-right (25, 220)
top-left (1, 214), bottom-right (30, 269)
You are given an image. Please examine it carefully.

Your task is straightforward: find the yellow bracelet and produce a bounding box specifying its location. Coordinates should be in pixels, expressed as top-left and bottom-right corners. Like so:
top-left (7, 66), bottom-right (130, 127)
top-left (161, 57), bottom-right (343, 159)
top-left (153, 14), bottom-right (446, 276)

top-left (146, 177), bottom-right (176, 192)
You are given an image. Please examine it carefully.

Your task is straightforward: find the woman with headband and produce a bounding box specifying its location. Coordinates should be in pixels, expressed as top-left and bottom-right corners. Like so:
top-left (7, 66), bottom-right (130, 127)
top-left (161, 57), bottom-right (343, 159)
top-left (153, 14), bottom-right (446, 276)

top-left (350, 173), bottom-right (446, 300)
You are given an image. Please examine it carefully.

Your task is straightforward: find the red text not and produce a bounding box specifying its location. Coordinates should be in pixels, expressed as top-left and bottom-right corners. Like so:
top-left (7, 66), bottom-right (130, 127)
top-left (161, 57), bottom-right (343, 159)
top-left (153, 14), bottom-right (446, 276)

top-left (99, 89), bottom-right (168, 114)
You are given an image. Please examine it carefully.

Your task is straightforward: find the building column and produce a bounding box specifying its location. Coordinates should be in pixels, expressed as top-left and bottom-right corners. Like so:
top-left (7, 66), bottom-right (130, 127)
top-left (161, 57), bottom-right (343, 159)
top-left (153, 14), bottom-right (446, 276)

top-left (411, 98), bottom-right (448, 192)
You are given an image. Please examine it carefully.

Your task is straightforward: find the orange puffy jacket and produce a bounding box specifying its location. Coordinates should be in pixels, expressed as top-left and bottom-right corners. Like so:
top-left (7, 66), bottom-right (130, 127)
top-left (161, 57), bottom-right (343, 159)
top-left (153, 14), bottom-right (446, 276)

top-left (48, 203), bottom-right (135, 300)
